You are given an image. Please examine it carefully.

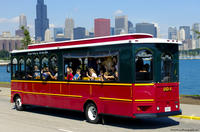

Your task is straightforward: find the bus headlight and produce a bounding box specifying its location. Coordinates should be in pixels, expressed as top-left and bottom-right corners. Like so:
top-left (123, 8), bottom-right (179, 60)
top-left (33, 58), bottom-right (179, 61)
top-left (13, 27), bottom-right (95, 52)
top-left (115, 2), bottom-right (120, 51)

top-left (157, 106), bottom-right (160, 111)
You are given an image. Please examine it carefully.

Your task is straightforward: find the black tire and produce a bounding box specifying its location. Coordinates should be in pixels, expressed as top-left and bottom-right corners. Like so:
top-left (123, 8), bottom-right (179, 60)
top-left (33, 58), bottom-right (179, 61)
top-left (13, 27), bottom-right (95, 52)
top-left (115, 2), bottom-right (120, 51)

top-left (85, 103), bottom-right (99, 124)
top-left (14, 96), bottom-right (24, 111)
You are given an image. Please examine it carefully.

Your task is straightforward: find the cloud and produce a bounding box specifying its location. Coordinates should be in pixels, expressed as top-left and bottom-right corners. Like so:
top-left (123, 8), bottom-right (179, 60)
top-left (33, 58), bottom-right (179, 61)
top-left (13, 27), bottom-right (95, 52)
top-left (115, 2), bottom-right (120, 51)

top-left (0, 16), bottom-right (19, 23)
top-left (114, 10), bottom-right (123, 15)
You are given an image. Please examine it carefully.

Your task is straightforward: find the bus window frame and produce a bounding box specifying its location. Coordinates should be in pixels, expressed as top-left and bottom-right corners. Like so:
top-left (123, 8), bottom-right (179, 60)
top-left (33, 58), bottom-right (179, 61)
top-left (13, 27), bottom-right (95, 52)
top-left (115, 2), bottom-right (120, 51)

top-left (134, 47), bottom-right (154, 83)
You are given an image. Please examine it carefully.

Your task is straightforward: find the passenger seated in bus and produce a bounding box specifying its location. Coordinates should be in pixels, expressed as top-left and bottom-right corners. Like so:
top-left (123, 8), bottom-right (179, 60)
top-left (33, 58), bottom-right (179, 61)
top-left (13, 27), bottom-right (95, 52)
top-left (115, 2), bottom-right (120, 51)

top-left (86, 68), bottom-right (97, 80)
top-left (41, 67), bottom-right (51, 80)
top-left (139, 64), bottom-right (149, 73)
top-left (33, 65), bottom-right (40, 79)
top-left (136, 57), bottom-right (144, 72)
top-left (98, 70), bottom-right (104, 81)
top-left (49, 67), bottom-right (58, 80)
top-left (104, 67), bottom-right (116, 81)
top-left (73, 69), bottom-right (81, 80)
top-left (65, 67), bottom-right (73, 80)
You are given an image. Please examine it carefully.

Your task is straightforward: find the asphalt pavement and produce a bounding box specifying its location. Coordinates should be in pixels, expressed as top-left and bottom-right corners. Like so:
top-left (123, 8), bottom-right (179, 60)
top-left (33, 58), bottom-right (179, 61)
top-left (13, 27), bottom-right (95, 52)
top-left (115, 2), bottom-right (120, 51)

top-left (0, 87), bottom-right (200, 132)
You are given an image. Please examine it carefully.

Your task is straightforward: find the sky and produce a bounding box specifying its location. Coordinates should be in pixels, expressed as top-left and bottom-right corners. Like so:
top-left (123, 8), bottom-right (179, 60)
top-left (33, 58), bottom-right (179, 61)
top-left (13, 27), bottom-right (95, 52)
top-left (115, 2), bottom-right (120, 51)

top-left (0, 0), bottom-right (200, 38)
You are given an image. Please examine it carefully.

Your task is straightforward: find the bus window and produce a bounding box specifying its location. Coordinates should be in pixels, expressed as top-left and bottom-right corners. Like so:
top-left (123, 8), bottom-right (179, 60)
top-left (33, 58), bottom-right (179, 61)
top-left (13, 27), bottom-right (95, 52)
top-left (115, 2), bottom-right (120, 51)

top-left (19, 58), bottom-right (25, 79)
top-left (49, 55), bottom-right (58, 80)
top-left (63, 56), bottom-right (119, 81)
top-left (41, 56), bottom-right (50, 80)
top-left (26, 58), bottom-right (32, 80)
top-left (135, 49), bottom-right (153, 82)
top-left (161, 53), bottom-right (173, 83)
top-left (12, 58), bottom-right (18, 79)
top-left (33, 57), bottom-right (40, 80)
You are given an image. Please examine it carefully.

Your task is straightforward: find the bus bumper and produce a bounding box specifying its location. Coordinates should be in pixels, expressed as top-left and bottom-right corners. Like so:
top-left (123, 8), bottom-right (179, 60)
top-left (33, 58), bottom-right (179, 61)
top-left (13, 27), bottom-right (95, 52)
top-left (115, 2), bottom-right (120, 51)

top-left (133, 110), bottom-right (182, 119)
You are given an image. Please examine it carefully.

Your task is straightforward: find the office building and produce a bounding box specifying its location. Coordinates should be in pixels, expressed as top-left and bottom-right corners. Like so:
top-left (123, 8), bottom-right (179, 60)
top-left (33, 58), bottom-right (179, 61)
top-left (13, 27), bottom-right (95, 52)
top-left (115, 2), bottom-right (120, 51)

top-left (94, 18), bottom-right (110, 37)
top-left (178, 28), bottom-right (186, 41)
top-left (136, 23), bottom-right (157, 37)
top-left (54, 27), bottom-right (63, 40)
top-left (44, 29), bottom-right (51, 42)
top-left (0, 32), bottom-right (22, 51)
top-left (115, 15), bottom-right (128, 35)
top-left (179, 26), bottom-right (190, 40)
top-left (65, 18), bottom-right (74, 40)
top-left (74, 27), bottom-right (86, 40)
top-left (35, 0), bottom-right (49, 41)
top-left (168, 27), bottom-right (177, 39)
top-left (110, 27), bottom-right (115, 36)
top-left (192, 23), bottom-right (200, 49)
top-left (19, 14), bottom-right (27, 28)
top-left (128, 21), bottom-right (134, 33)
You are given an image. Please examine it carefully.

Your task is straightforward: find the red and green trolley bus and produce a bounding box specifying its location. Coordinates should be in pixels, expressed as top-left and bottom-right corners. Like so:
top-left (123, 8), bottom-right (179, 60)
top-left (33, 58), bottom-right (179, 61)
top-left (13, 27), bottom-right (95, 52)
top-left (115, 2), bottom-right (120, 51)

top-left (10, 33), bottom-right (181, 123)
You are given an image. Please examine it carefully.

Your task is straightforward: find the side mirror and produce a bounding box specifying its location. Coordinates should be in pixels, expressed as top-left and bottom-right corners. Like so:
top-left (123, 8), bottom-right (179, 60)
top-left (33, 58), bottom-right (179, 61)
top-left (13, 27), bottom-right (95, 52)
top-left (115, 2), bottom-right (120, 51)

top-left (7, 63), bottom-right (11, 73)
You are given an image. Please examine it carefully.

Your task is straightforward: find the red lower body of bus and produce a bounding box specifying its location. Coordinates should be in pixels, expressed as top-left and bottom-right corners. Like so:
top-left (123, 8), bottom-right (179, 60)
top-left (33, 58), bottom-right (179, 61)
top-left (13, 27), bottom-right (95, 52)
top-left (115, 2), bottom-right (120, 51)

top-left (11, 80), bottom-right (181, 118)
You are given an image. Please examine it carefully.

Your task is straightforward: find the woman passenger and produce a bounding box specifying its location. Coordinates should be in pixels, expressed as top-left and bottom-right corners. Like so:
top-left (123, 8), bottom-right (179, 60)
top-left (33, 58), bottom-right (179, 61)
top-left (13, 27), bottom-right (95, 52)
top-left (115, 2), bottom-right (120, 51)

top-left (86, 68), bottom-right (97, 80)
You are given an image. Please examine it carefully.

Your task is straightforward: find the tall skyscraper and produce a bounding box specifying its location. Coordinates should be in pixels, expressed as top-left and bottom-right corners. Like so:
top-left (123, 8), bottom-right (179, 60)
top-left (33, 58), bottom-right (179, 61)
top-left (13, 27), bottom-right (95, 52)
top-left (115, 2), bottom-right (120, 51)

top-left (35, 0), bottom-right (49, 41)
top-left (168, 27), bottom-right (177, 39)
top-left (128, 21), bottom-right (134, 33)
top-left (65, 18), bottom-right (74, 40)
top-left (74, 27), bottom-right (86, 40)
top-left (179, 26), bottom-right (190, 40)
top-left (178, 28), bottom-right (186, 41)
top-left (136, 23), bottom-right (157, 37)
top-left (54, 27), bottom-right (64, 40)
top-left (192, 23), bottom-right (200, 49)
top-left (19, 14), bottom-right (27, 28)
top-left (115, 16), bottom-right (128, 35)
top-left (94, 18), bottom-right (110, 37)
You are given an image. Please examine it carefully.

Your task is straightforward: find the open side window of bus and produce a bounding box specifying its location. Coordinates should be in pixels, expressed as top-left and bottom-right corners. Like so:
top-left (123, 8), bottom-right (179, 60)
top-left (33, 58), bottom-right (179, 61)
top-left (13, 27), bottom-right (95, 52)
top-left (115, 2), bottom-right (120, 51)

top-left (63, 51), bottom-right (119, 82)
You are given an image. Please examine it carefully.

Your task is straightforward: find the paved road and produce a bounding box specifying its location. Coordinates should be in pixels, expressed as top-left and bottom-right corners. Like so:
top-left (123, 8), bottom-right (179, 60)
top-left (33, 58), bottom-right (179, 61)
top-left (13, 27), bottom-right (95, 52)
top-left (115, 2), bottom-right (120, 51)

top-left (0, 91), bottom-right (200, 132)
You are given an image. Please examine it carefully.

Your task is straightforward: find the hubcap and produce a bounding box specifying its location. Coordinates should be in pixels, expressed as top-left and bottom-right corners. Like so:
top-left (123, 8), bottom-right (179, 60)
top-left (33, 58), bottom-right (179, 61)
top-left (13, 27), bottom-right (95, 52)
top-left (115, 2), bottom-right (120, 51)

top-left (16, 98), bottom-right (22, 107)
top-left (88, 106), bottom-right (97, 120)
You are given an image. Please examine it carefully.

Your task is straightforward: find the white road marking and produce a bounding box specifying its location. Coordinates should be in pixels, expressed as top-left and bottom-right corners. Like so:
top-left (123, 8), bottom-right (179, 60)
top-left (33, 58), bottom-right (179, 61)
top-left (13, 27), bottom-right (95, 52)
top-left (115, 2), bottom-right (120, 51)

top-left (58, 128), bottom-right (73, 132)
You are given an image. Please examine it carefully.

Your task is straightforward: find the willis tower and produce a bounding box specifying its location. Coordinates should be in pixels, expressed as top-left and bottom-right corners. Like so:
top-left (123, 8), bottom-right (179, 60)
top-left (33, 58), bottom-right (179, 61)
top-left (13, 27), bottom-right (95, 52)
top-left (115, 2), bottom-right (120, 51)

top-left (35, 0), bottom-right (49, 41)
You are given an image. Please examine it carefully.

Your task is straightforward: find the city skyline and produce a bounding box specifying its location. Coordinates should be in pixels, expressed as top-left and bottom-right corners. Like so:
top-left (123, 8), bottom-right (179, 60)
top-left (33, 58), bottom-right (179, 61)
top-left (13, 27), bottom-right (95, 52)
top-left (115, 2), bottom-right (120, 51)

top-left (1, 0), bottom-right (200, 38)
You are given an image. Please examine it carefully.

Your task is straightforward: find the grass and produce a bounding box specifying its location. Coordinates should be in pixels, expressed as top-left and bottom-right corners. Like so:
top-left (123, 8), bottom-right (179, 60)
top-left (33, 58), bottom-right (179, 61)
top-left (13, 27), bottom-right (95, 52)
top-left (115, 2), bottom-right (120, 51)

top-left (181, 95), bottom-right (200, 97)
top-left (0, 82), bottom-right (10, 84)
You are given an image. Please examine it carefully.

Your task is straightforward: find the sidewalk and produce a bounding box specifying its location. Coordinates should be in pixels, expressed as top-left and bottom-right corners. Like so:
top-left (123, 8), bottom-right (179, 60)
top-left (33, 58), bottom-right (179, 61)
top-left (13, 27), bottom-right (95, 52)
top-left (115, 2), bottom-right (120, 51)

top-left (0, 87), bottom-right (10, 96)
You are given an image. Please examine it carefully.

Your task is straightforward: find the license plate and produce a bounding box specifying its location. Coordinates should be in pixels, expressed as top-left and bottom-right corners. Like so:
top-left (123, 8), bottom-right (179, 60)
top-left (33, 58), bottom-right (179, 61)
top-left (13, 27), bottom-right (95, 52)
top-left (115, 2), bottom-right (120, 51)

top-left (165, 107), bottom-right (171, 112)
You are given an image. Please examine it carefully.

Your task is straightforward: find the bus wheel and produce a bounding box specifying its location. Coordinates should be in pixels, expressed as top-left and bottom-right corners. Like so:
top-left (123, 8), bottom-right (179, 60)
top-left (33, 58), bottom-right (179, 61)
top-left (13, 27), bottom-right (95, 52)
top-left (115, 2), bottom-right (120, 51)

top-left (15, 96), bottom-right (24, 111)
top-left (85, 103), bottom-right (99, 124)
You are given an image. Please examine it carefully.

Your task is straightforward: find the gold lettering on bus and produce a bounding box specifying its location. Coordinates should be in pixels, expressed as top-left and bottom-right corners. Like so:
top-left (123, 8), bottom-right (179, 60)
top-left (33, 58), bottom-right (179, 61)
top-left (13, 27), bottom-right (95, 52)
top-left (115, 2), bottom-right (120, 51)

top-left (163, 87), bottom-right (172, 92)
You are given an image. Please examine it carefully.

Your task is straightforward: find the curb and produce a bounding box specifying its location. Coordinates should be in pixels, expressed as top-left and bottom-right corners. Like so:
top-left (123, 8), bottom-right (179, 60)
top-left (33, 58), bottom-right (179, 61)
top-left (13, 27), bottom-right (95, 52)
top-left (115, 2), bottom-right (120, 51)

top-left (172, 115), bottom-right (200, 120)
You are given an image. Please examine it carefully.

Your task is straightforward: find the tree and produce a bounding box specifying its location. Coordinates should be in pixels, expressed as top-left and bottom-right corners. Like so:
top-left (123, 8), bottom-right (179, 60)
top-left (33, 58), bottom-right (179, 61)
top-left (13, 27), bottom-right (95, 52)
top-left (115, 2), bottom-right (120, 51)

top-left (0, 50), bottom-right (9, 60)
top-left (21, 26), bottom-right (31, 49)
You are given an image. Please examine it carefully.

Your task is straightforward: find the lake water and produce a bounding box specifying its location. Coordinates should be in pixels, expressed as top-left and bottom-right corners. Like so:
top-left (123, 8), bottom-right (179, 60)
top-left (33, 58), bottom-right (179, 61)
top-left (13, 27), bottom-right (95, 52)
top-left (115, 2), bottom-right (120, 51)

top-left (0, 60), bottom-right (200, 95)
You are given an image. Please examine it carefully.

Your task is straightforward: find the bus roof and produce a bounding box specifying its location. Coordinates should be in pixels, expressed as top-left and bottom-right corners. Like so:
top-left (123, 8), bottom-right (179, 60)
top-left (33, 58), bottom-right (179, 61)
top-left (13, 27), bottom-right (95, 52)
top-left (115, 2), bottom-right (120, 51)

top-left (11, 33), bottom-right (182, 54)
